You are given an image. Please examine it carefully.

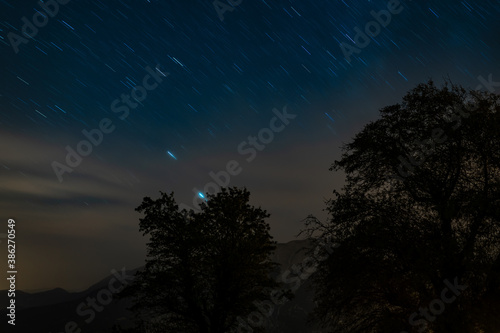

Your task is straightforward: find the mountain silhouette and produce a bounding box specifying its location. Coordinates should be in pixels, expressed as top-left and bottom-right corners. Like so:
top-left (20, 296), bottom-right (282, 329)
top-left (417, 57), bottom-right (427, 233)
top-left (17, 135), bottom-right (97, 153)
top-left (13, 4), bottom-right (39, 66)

top-left (1, 240), bottom-right (326, 333)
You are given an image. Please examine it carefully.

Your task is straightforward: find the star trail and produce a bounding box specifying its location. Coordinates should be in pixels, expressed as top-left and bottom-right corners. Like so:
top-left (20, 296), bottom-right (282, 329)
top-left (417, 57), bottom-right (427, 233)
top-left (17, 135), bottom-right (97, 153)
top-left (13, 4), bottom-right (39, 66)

top-left (0, 0), bottom-right (499, 291)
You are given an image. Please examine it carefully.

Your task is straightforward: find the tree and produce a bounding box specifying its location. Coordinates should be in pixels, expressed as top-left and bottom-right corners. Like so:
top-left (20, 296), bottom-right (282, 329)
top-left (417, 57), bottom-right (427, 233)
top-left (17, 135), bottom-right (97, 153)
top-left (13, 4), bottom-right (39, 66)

top-left (303, 81), bottom-right (500, 332)
top-left (124, 187), bottom-right (283, 333)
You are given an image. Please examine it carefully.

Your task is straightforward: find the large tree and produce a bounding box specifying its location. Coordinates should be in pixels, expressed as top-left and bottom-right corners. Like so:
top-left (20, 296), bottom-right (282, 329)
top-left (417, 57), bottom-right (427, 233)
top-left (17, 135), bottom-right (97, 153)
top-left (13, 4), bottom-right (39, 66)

top-left (304, 81), bottom-right (500, 332)
top-left (125, 187), bottom-right (282, 333)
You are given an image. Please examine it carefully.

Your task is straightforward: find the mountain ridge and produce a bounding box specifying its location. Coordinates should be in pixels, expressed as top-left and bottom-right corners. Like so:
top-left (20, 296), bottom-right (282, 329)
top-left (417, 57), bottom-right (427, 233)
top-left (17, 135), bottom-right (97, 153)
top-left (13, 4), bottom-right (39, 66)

top-left (1, 239), bottom-right (325, 332)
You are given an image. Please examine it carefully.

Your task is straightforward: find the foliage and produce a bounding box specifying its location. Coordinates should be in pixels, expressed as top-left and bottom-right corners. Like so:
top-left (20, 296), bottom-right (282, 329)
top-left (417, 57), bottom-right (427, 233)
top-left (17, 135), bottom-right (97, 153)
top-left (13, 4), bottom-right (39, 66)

top-left (304, 81), bottom-right (500, 332)
top-left (123, 187), bottom-right (282, 333)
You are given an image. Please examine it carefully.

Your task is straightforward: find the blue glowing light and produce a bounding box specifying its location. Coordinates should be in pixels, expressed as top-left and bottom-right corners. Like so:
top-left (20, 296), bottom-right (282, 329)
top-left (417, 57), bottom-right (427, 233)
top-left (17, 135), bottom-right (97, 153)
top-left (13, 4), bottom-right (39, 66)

top-left (167, 151), bottom-right (177, 160)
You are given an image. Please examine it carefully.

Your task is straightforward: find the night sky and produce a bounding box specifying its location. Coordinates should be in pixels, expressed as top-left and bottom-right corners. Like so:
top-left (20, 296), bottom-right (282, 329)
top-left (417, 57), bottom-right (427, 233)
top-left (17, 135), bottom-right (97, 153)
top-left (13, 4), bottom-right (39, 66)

top-left (1, 0), bottom-right (499, 291)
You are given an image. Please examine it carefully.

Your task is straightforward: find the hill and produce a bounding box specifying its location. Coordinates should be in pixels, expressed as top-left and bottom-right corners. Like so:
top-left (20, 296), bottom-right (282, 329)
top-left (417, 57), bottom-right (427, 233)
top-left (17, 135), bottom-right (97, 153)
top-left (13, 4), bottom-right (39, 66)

top-left (0, 239), bottom-right (326, 333)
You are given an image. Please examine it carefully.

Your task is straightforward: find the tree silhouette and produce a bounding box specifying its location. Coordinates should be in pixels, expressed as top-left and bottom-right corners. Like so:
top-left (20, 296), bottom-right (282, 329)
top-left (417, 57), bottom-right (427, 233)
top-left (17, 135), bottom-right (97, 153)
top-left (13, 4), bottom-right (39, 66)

top-left (303, 81), bottom-right (500, 332)
top-left (123, 187), bottom-right (283, 333)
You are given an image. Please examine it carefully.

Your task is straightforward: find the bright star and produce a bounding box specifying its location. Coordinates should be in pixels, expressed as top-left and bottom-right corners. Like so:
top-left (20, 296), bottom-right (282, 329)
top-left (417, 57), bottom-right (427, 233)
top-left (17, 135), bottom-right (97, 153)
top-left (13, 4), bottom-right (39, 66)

top-left (167, 151), bottom-right (177, 160)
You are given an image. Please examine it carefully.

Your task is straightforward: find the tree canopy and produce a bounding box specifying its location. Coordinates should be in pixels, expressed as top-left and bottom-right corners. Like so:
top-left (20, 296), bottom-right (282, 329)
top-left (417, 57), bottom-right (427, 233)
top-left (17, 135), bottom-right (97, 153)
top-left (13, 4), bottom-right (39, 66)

top-left (125, 187), bottom-right (283, 333)
top-left (304, 81), bottom-right (500, 332)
